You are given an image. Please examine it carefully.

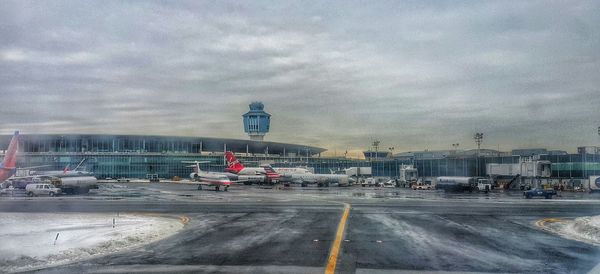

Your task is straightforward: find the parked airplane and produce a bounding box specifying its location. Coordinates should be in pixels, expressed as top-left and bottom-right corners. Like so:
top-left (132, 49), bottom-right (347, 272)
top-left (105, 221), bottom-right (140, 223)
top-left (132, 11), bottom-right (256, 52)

top-left (0, 132), bottom-right (97, 194)
top-left (285, 172), bottom-right (352, 187)
top-left (0, 131), bottom-right (19, 183)
top-left (224, 151), bottom-right (349, 187)
top-left (30, 159), bottom-right (93, 177)
top-left (225, 151), bottom-right (267, 175)
top-left (224, 152), bottom-right (280, 184)
top-left (273, 167), bottom-right (312, 176)
top-left (182, 160), bottom-right (245, 191)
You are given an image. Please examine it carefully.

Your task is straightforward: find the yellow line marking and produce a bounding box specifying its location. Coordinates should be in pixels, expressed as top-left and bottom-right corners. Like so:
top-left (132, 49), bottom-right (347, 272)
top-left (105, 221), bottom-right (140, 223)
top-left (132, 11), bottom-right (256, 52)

top-left (131, 213), bottom-right (190, 225)
top-left (536, 218), bottom-right (563, 229)
top-left (543, 218), bottom-right (563, 223)
top-left (325, 203), bottom-right (350, 274)
top-left (535, 220), bottom-right (544, 227)
top-left (179, 216), bottom-right (190, 225)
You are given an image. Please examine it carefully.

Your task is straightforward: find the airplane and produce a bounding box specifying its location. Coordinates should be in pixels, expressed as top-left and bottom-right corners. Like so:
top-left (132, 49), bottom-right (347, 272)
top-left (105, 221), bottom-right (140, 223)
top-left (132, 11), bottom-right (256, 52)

top-left (225, 151), bottom-right (267, 175)
top-left (0, 131), bottom-right (19, 183)
top-left (284, 172), bottom-right (352, 187)
top-left (0, 132), bottom-right (97, 194)
top-left (224, 152), bottom-right (281, 184)
top-left (259, 165), bottom-right (281, 184)
top-left (30, 159), bottom-right (93, 177)
top-left (224, 151), bottom-right (349, 186)
top-left (182, 160), bottom-right (242, 191)
top-left (17, 157), bottom-right (97, 194)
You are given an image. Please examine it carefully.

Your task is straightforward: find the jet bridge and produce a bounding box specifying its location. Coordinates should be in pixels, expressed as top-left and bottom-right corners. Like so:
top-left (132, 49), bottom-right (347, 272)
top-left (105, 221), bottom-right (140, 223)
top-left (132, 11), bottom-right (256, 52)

top-left (487, 158), bottom-right (551, 189)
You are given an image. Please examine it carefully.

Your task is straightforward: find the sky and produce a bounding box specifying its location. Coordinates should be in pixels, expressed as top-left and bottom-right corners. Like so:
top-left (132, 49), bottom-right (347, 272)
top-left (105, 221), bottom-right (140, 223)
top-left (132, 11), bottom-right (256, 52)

top-left (0, 1), bottom-right (599, 156)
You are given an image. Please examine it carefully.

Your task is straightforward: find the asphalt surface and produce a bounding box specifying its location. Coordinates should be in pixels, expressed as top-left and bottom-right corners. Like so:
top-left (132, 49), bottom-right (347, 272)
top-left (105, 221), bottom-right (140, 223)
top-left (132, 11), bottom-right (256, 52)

top-left (1, 183), bottom-right (600, 274)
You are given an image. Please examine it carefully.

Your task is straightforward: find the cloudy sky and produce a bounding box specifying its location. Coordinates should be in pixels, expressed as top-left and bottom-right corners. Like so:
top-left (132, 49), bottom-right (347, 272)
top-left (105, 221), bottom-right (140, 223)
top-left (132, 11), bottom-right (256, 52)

top-left (1, 1), bottom-right (599, 155)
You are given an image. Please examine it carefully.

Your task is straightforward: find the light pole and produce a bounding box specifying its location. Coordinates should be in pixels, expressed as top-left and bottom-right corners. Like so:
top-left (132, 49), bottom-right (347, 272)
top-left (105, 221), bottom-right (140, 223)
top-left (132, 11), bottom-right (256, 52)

top-left (474, 133), bottom-right (484, 176)
top-left (372, 140), bottom-right (380, 161)
top-left (452, 143), bottom-right (459, 154)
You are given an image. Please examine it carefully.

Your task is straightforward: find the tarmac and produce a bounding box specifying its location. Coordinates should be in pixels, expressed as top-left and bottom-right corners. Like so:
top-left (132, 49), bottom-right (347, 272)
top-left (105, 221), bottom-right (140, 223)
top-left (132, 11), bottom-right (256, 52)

top-left (1, 183), bottom-right (600, 273)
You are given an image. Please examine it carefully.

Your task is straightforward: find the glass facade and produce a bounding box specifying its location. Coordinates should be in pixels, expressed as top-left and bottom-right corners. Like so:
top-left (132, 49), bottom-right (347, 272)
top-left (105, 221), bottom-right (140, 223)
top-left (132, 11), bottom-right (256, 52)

top-left (2, 134), bottom-right (600, 180)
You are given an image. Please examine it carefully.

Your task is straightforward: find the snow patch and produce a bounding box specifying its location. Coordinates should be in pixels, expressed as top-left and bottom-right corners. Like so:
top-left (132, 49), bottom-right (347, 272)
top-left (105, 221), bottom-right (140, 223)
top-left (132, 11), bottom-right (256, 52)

top-left (543, 215), bottom-right (600, 246)
top-left (0, 212), bottom-right (184, 273)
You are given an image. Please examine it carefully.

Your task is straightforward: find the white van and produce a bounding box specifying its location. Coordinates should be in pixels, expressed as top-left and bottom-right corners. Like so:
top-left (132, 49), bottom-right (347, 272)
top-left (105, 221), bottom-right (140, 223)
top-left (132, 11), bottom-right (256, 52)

top-left (25, 183), bottom-right (61, 197)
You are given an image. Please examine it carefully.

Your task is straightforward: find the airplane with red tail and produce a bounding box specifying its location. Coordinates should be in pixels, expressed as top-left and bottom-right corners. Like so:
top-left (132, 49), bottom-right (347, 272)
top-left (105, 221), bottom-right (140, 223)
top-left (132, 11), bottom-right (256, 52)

top-left (0, 131), bottom-right (19, 183)
top-left (0, 132), bottom-right (98, 194)
top-left (225, 151), bottom-right (352, 187)
top-left (261, 165), bottom-right (281, 183)
top-left (224, 151), bottom-right (280, 184)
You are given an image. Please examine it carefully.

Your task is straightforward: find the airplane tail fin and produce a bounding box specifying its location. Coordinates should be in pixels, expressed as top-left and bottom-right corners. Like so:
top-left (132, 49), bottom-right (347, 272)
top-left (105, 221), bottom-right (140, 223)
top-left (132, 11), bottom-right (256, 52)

top-left (1, 131), bottom-right (19, 169)
top-left (262, 165), bottom-right (276, 174)
top-left (224, 151), bottom-right (244, 173)
top-left (73, 158), bottom-right (87, 171)
top-left (262, 165), bottom-right (281, 181)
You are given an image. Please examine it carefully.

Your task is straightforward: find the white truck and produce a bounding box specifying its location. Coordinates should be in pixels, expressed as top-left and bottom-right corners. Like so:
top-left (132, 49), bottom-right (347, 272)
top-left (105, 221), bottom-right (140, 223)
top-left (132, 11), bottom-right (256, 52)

top-left (475, 178), bottom-right (492, 193)
top-left (398, 165), bottom-right (418, 187)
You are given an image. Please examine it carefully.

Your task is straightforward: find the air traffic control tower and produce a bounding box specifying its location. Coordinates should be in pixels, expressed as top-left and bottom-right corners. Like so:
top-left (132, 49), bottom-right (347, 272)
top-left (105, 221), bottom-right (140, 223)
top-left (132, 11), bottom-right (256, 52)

top-left (243, 102), bottom-right (271, 141)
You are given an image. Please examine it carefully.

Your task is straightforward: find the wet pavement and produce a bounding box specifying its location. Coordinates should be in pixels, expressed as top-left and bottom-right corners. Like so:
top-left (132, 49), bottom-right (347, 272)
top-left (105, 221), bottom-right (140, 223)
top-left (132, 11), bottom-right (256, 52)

top-left (1, 183), bottom-right (600, 273)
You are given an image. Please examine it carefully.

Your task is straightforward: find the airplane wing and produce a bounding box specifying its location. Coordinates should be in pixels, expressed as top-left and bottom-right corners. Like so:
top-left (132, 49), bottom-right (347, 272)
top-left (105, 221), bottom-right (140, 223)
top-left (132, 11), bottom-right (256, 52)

top-left (7, 174), bottom-right (58, 181)
top-left (181, 161), bottom-right (212, 164)
top-left (176, 180), bottom-right (214, 186)
top-left (16, 165), bottom-right (52, 170)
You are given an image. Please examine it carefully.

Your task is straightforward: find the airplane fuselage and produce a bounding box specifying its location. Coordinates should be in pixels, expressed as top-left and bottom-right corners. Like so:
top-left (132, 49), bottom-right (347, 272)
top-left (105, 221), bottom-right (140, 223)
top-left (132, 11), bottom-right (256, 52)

top-left (190, 172), bottom-right (232, 186)
top-left (31, 170), bottom-right (93, 177)
top-left (227, 167), bottom-right (279, 183)
top-left (282, 173), bottom-right (350, 186)
top-left (235, 167), bottom-right (264, 175)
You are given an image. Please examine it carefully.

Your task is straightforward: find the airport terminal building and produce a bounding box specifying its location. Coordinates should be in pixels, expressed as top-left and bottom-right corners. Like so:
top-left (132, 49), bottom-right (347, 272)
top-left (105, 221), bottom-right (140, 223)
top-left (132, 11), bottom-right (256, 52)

top-left (0, 103), bottom-right (598, 184)
top-left (1, 133), bottom-right (599, 185)
top-left (0, 134), bottom-right (327, 179)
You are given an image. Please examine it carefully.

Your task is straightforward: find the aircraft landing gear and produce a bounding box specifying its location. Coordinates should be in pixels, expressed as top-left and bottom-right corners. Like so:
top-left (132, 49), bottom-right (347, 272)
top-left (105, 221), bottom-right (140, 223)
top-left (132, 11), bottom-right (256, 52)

top-left (224, 186), bottom-right (229, 192)
top-left (215, 185), bottom-right (220, 191)
top-left (197, 185), bottom-right (202, 190)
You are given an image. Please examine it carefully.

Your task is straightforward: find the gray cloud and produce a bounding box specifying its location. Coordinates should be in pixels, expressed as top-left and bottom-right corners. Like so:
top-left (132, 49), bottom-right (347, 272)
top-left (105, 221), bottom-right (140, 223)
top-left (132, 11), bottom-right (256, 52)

top-left (0, 0), bottom-right (599, 153)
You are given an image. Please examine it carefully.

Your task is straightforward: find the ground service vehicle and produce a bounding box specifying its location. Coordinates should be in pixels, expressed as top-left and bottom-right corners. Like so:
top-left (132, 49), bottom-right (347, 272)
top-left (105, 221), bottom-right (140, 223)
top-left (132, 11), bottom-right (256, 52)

top-left (476, 178), bottom-right (492, 193)
top-left (523, 188), bottom-right (557, 199)
top-left (25, 183), bottom-right (61, 197)
top-left (412, 182), bottom-right (433, 190)
top-left (435, 177), bottom-right (475, 192)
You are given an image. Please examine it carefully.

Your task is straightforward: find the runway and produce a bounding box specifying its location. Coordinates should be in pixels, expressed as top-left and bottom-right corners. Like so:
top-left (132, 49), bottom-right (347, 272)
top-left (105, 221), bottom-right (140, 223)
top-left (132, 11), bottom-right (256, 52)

top-left (1, 184), bottom-right (600, 273)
